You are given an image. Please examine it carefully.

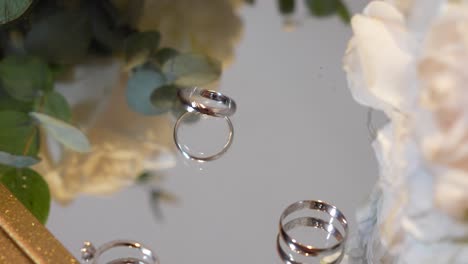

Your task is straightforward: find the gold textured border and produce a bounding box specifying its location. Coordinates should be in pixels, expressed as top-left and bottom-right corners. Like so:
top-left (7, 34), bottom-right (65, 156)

top-left (0, 184), bottom-right (78, 263)
top-left (0, 228), bottom-right (32, 263)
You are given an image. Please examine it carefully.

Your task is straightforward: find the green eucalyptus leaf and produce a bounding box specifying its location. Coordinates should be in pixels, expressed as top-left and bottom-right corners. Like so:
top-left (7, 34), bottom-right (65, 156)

top-left (0, 56), bottom-right (53, 101)
top-left (0, 169), bottom-right (51, 224)
top-left (0, 165), bottom-right (10, 176)
top-left (162, 53), bottom-right (221, 86)
top-left (278, 0), bottom-right (295, 15)
top-left (124, 31), bottom-right (161, 70)
top-left (150, 84), bottom-right (178, 114)
top-left (0, 0), bottom-right (33, 25)
top-left (0, 151), bottom-right (39, 168)
top-left (305, 0), bottom-right (339, 17)
top-left (0, 111), bottom-right (39, 156)
top-left (154, 48), bottom-right (179, 65)
top-left (25, 11), bottom-right (92, 65)
top-left (49, 64), bottom-right (69, 80)
top-left (126, 68), bottom-right (167, 115)
top-left (0, 87), bottom-right (34, 112)
top-left (337, 1), bottom-right (351, 23)
top-left (39, 91), bottom-right (72, 122)
top-left (29, 112), bottom-right (91, 153)
top-left (142, 60), bottom-right (162, 73)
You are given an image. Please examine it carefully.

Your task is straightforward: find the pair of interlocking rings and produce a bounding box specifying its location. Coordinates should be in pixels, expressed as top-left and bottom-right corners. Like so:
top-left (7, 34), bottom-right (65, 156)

top-left (174, 87), bottom-right (237, 162)
top-left (277, 200), bottom-right (349, 264)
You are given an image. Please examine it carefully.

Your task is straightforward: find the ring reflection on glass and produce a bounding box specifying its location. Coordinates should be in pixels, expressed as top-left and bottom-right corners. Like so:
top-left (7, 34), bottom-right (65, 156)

top-left (276, 233), bottom-right (344, 264)
top-left (173, 111), bottom-right (234, 162)
top-left (81, 240), bottom-right (159, 264)
top-left (177, 87), bottom-right (237, 117)
top-left (277, 200), bottom-right (348, 263)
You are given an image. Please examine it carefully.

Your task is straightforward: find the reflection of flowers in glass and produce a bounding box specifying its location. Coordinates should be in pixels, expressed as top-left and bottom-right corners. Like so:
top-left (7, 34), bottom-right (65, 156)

top-left (344, 1), bottom-right (468, 263)
top-left (136, 0), bottom-right (243, 65)
top-left (35, 60), bottom-right (175, 204)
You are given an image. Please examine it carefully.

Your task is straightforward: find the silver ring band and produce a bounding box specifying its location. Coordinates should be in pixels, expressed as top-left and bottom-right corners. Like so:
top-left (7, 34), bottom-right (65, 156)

top-left (81, 240), bottom-right (159, 264)
top-left (276, 234), bottom-right (345, 264)
top-left (278, 200), bottom-right (348, 258)
top-left (173, 111), bottom-right (234, 162)
top-left (177, 87), bottom-right (237, 117)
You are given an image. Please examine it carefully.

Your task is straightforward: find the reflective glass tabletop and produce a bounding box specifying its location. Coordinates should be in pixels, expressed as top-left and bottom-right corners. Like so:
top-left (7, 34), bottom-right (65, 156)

top-left (1, 1), bottom-right (379, 263)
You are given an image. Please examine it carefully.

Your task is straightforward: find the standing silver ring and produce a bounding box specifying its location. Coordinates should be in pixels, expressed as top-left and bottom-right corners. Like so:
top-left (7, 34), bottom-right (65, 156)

top-left (177, 87), bottom-right (237, 117)
top-left (173, 111), bottom-right (234, 162)
top-left (277, 200), bottom-right (348, 263)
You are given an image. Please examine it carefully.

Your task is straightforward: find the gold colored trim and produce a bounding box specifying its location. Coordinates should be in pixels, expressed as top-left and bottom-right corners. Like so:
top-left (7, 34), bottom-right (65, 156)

top-left (0, 184), bottom-right (78, 263)
top-left (0, 229), bottom-right (32, 263)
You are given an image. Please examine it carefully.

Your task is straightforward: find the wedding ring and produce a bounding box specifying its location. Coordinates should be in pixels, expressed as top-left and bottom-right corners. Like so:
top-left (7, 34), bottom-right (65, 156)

top-left (277, 233), bottom-right (344, 264)
top-left (81, 240), bottom-right (159, 264)
top-left (173, 111), bottom-right (234, 162)
top-left (177, 87), bottom-right (237, 117)
top-left (277, 200), bottom-right (348, 263)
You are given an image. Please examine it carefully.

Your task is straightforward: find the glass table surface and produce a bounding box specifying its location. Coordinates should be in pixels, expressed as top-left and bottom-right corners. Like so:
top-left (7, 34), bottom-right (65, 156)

top-left (1, 0), bottom-right (380, 263)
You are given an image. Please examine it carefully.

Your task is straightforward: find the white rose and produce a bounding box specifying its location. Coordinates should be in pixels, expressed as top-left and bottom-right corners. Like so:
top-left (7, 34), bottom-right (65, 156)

top-left (343, 1), bottom-right (417, 115)
top-left (344, 1), bottom-right (468, 263)
top-left (417, 3), bottom-right (468, 220)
